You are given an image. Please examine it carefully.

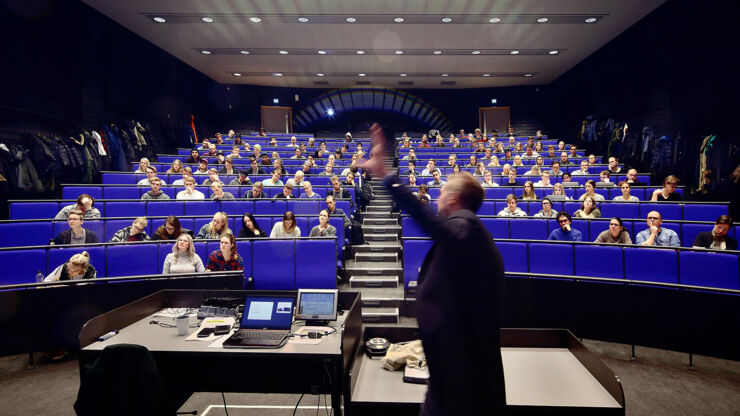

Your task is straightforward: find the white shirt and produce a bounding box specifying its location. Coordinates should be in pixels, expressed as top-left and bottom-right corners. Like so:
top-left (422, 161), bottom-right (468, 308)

top-left (176, 190), bottom-right (205, 200)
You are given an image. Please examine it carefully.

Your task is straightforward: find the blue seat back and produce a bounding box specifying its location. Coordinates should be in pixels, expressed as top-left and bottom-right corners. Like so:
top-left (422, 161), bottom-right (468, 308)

top-left (601, 203), bottom-right (640, 220)
top-left (48, 246), bottom-right (106, 278)
top-left (105, 202), bottom-right (145, 218)
top-left (184, 201), bottom-right (219, 216)
top-left (681, 223), bottom-right (709, 248)
top-left (510, 218), bottom-right (548, 240)
top-left (221, 200), bottom-right (255, 217)
top-left (252, 240), bottom-right (295, 290)
top-left (481, 218), bottom-right (509, 239)
top-left (10, 202), bottom-right (59, 219)
top-left (0, 222), bottom-right (52, 247)
top-left (640, 203), bottom-right (681, 221)
top-left (679, 252), bottom-right (739, 290)
top-left (235, 241), bottom-right (252, 286)
top-left (624, 247), bottom-right (678, 284)
top-left (402, 217), bottom-right (427, 238)
top-left (105, 220), bottom-right (132, 241)
top-left (106, 244), bottom-right (159, 277)
top-left (575, 245), bottom-right (624, 279)
top-left (528, 242), bottom-right (573, 276)
top-left (63, 187), bottom-right (102, 200)
top-left (255, 200), bottom-right (287, 215)
top-left (0, 249), bottom-right (47, 285)
top-left (402, 239), bottom-right (434, 290)
top-left (496, 242), bottom-right (527, 273)
top-left (103, 187), bottom-right (140, 199)
top-left (146, 201), bottom-right (185, 217)
top-left (683, 204), bottom-right (728, 222)
top-left (295, 240), bottom-right (337, 289)
top-left (291, 200), bottom-right (319, 215)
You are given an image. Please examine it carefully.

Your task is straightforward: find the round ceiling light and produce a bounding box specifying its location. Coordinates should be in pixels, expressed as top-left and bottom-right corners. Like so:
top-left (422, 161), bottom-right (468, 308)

top-left (356, 50), bottom-right (365, 54)
top-left (483, 73), bottom-right (491, 77)
top-left (400, 73), bottom-right (408, 77)
top-left (346, 17), bottom-right (357, 23)
top-left (317, 50), bottom-right (327, 55)
top-left (537, 17), bottom-right (549, 23)
top-left (489, 17), bottom-right (501, 23)
top-left (433, 50), bottom-right (442, 55)
top-left (510, 50), bottom-right (520, 55)
top-left (441, 17), bottom-right (452, 23)
top-left (298, 17), bottom-right (309, 23)
top-left (395, 50), bottom-right (404, 55)
top-left (394, 17), bottom-right (405, 23)
top-left (273, 73), bottom-right (283, 76)
top-left (240, 50), bottom-right (250, 55)
top-left (472, 50), bottom-right (481, 55)
top-left (249, 17), bottom-right (261, 23)
top-left (153, 17), bottom-right (166, 23)
top-left (358, 73), bottom-right (366, 77)
top-left (585, 17), bottom-right (597, 23)
top-left (549, 50), bottom-right (559, 55)
top-left (279, 50), bottom-right (289, 55)
top-left (524, 73), bottom-right (533, 77)
top-left (233, 73), bottom-right (242, 77)
top-left (201, 17), bottom-right (214, 23)
top-left (201, 50), bottom-right (212, 55)
top-left (316, 73), bottom-right (325, 77)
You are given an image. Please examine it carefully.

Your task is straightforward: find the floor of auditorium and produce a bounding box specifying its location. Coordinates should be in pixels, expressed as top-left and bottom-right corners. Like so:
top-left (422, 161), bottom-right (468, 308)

top-left (1, 326), bottom-right (738, 416)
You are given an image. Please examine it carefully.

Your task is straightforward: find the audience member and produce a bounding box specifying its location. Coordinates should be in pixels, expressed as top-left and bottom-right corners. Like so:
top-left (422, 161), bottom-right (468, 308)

top-left (230, 146), bottom-right (241, 159)
top-left (134, 158), bottom-right (150, 173)
top-left (635, 211), bottom-right (680, 247)
top-left (329, 175), bottom-right (351, 200)
top-left (309, 209), bottom-right (337, 237)
top-left (45, 251), bottom-right (96, 282)
top-left (524, 165), bottom-right (541, 177)
top-left (325, 195), bottom-right (351, 228)
top-left (202, 168), bottom-right (222, 186)
top-left (205, 232), bottom-right (244, 271)
top-left (109, 217), bottom-right (149, 242)
top-left (421, 159), bottom-right (440, 176)
top-left (692, 215), bottom-right (736, 250)
top-left (197, 212), bottom-right (230, 239)
top-left (473, 162), bottom-right (486, 176)
top-left (176, 177), bottom-right (205, 200)
top-left (210, 182), bottom-right (235, 200)
top-left (218, 156), bottom-right (237, 175)
top-left (273, 183), bottom-right (296, 199)
top-left (151, 215), bottom-right (193, 240)
top-left (55, 194), bottom-right (101, 220)
top-left (262, 170), bottom-right (284, 187)
top-left (247, 159), bottom-right (265, 175)
top-left (166, 159), bottom-right (183, 174)
top-left (547, 183), bottom-right (572, 200)
top-left (579, 180), bottom-right (605, 201)
top-left (512, 155), bottom-right (523, 167)
top-left (548, 212), bottom-right (583, 241)
top-left (185, 149), bottom-right (201, 164)
top-left (574, 196), bottom-right (601, 218)
top-left (588, 154), bottom-right (597, 165)
top-left (408, 173), bottom-right (418, 186)
top-left (608, 157), bottom-right (621, 174)
top-left (238, 213), bottom-right (267, 238)
top-left (427, 171), bottom-right (446, 187)
top-left (229, 170), bottom-right (252, 186)
top-left (497, 194), bottom-right (526, 217)
top-left (53, 210), bottom-right (99, 245)
top-left (452, 164), bottom-right (462, 174)
top-left (595, 217), bottom-right (632, 244)
top-left (194, 159), bottom-right (209, 174)
top-left (162, 234), bottom-right (205, 274)
top-left (247, 182), bottom-right (267, 199)
top-left (142, 177), bottom-right (169, 200)
top-left (504, 168), bottom-right (521, 187)
top-left (401, 148), bottom-right (417, 161)
top-left (534, 171), bottom-right (553, 187)
top-left (487, 155), bottom-right (500, 167)
top-left (482, 170), bottom-right (498, 187)
top-left (614, 182), bottom-right (639, 201)
top-left (520, 181), bottom-right (537, 200)
top-left (137, 166), bottom-right (162, 186)
top-left (572, 160), bottom-right (590, 175)
top-left (560, 152), bottom-right (574, 166)
top-left (598, 170), bottom-right (615, 186)
top-left (651, 175), bottom-right (682, 201)
top-left (171, 166), bottom-right (192, 186)
top-left (286, 171), bottom-right (305, 188)
top-left (534, 198), bottom-right (557, 218)
top-left (270, 211), bottom-right (301, 238)
top-left (625, 169), bottom-right (644, 186)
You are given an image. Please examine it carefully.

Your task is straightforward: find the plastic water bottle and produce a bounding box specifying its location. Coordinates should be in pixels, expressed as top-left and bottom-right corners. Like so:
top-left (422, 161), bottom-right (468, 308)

top-left (35, 271), bottom-right (44, 283)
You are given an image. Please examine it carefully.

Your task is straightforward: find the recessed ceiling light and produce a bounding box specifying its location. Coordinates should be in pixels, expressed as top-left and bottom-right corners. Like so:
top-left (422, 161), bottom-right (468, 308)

top-left (400, 73), bottom-right (408, 77)
top-left (394, 17), bottom-right (405, 23)
top-left (346, 17), bottom-right (357, 23)
top-left (297, 17), bottom-right (309, 23)
top-left (273, 73), bottom-right (283, 76)
top-left (358, 73), bottom-right (366, 77)
top-left (441, 17), bottom-right (452, 23)
top-left (483, 73), bottom-right (491, 77)
top-left (585, 17), bottom-right (597, 23)
top-left (233, 73), bottom-right (242, 77)
top-left (317, 50), bottom-right (327, 55)
top-left (510, 50), bottom-right (520, 55)
top-left (395, 50), bottom-right (404, 55)
top-left (201, 50), bottom-right (212, 55)
top-left (316, 73), bottom-right (325, 77)
top-left (249, 17), bottom-right (261, 23)
top-left (537, 17), bottom-right (549, 23)
top-left (472, 50), bottom-right (481, 55)
top-left (441, 74), bottom-right (449, 77)
top-left (433, 50), bottom-right (442, 55)
top-left (549, 50), bottom-right (559, 55)
top-left (524, 73), bottom-right (533, 77)
top-left (153, 17), bottom-right (166, 23)
top-left (356, 50), bottom-right (365, 55)
top-left (489, 17), bottom-right (501, 23)
top-left (201, 17), bottom-right (214, 23)
top-left (240, 50), bottom-right (250, 55)
top-left (279, 50), bottom-right (289, 55)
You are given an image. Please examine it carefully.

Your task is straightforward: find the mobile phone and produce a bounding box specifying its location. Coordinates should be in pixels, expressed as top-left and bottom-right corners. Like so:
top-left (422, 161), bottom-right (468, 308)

top-left (213, 325), bottom-right (231, 335)
top-left (196, 327), bottom-right (215, 338)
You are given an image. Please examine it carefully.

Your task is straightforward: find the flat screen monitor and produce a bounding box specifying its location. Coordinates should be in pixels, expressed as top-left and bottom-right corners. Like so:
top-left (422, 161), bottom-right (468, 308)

top-left (295, 289), bottom-right (338, 323)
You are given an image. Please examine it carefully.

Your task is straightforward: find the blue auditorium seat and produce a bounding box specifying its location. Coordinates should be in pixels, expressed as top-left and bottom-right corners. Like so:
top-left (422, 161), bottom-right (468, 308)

top-left (193, 242), bottom-right (208, 263)
top-left (255, 200), bottom-right (287, 215)
top-left (529, 243), bottom-right (573, 276)
top-left (575, 245), bottom-right (624, 279)
top-left (105, 202), bottom-right (145, 218)
top-left (160, 187), bottom-right (177, 199)
top-left (158, 242), bottom-right (175, 273)
top-left (624, 247), bottom-right (678, 284)
top-left (252, 240), bottom-right (295, 290)
top-left (106, 244), bottom-right (159, 277)
top-left (290, 200), bottom-right (319, 215)
top-left (640, 203), bottom-right (681, 220)
top-left (569, 220), bottom-right (589, 241)
top-left (0, 249), bottom-right (47, 285)
top-left (496, 242), bottom-right (527, 273)
top-left (601, 203), bottom-right (640, 220)
top-left (402, 217), bottom-right (427, 238)
top-left (335, 201), bottom-right (351, 215)
top-left (477, 201), bottom-right (495, 216)
top-left (184, 201), bottom-right (219, 216)
top-left (10, 202), bottom-right (59, 219)
top-left (564, 202), bottom-right (581, 214)
top-left (588, 220), bottom-right (610, 241)
top-left (105, 219), bottom-right (134, 241)
top-left (294, 217), bottom-right (309, 236)
top-left (63, 187), bottom-right (102, 200)
top-left (84, 221), bottom-right (105, 242)
top-left (402, 239), bottom-right (433, 290)
top-left (264, 187), bottom-right (283, 198)
top-left (103, 187), bottom-right (141, 200)
top-left (480, 218), bottom-right (509, 239)
top-left (221, 200), bottom-right (255, 217)
top-left (0, 222), bottom-right (53, 247)
top-left (192, 218), bottom-right (212, 237)
top-left (510, 219), bottom-right (548, 240)
top-left (295, 239), bottom-right (337, 289)
top-left (102, 173), bottom-right (133, 184)
top-left (146, 201), bottom-right (185, 217)
top-left (48, 246), bottom-right (106, 278)
top-left (679, 252), bottom-right (739, 290)
top-left (683, 204), bottom-right (728, 222)
top-left (253, 217), bottom-right (273, 234)
top-left (681, 223), bottom-right (710, 248)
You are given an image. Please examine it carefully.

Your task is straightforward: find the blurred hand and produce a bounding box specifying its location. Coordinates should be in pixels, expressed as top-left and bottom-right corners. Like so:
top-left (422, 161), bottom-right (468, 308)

top-left (362, 123), bottom-right (389, 178)
top-left (650, 225), bottom-right (659, 234)
top-left (81, 197), bottom-right (93, 210)
top-left (564, 224), bottom-right (571, 232)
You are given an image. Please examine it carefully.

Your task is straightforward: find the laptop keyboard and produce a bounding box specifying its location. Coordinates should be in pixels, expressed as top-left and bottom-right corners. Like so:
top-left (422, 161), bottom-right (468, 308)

top-left (237, 330), bottom-right (287, 340)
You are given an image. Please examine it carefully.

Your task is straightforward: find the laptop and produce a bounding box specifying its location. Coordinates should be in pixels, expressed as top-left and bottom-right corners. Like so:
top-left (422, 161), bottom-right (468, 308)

top-left (223, 295), bottom-right (294, 349)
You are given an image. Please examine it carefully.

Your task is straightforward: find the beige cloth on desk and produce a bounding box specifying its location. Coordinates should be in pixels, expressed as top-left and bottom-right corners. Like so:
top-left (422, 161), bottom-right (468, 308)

top-left (381, 340), bottom-right (425, 371)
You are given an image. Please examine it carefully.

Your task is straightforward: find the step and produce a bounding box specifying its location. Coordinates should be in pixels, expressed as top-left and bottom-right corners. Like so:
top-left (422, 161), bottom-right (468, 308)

top-left (355, 286), bottom-right (405, 307)
top-left (363, 218), bottom-right (398, 226)
top-left (345, 260), bottom-right (402, 277)
top-left (365, 233), bottom-right (398, 242)
top-left (365, 205), bottom-right (392, 211)
top-left (354, 252), bottom-right (398, 263)
top-left (349, 274), bottom-right (398, 288)
top-left (363, 224), bottom-right (401, 233)
top-left (362, 212), bottom-right (394, 219)
top-left (352, 243), bottom-right (401, 254)
top-left (361, 307), bottom-right (399, 324)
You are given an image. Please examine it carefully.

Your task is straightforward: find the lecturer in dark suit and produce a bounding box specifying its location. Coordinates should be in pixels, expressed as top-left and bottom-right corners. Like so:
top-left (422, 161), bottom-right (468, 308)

top-left (364, 124), bottom-right (506, 415)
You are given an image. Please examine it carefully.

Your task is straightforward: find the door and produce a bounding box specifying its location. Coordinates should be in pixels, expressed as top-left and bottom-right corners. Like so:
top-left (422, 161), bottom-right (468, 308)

top-left (261, 106), bottom-right (293, 133)
top-left (479, 106), bottom-right (510, 136)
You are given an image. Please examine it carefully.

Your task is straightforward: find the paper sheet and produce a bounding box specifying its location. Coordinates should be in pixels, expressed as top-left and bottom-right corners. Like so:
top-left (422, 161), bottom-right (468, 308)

top-left (185, 317), bottom-right (235, 342)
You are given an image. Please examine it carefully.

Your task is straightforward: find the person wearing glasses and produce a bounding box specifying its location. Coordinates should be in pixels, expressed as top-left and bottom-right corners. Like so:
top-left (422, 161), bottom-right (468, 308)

top-left (52, 210), bottom-right (99, 245)
top-left (548, 211), bottom-right (583, 241)
top-left (692, 215), bottom-right (736, 250)
top-left (595, 217), bottom-right (632, 244)
top-left (651, 175), bottom-right (683, 201)
top-left (109, 217), bottom-right (149, 242)
top-left (534, 198), bottom-right (557, 218)
top-left (151, 215), bottom-right (193, 240)
top-left (635, 211), bottom-right (680, 247)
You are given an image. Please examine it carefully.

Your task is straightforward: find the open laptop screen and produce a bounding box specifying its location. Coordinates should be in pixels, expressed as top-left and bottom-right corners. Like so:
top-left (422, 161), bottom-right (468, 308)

top-left (240, 296), bottom-right (294, 329)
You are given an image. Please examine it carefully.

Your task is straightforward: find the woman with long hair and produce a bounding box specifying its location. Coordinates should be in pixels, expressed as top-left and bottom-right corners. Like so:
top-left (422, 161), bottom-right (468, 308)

top-left (152, 215), bottom-right (192, 240)
top-left (520, 181), bottom-right (537, 200)
top-left (196, 212), bottom-right (230, 239)
top-left (166, 159), bottom-right (183, 174)
top-left (595, 217), bottom-right (632, 244)
top-left (270, 211), bottom-right (301, 238)
top-left (206, 232), bottom-right (244, 271)
top-left (574, 195), bottom-right (602, 218)
top-left (162, 234), bottom-right (205, 273)
top-left (238, 212), bottom-right (267, 238)
top-left (579, 179), bottom-right (605, 201)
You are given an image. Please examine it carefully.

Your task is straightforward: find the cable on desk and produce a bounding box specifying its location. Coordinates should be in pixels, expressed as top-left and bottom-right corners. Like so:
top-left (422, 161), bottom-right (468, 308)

top-left (293, 393), bottom-right (305, 416)
top-left (221, 392), bottom-right (229, 416)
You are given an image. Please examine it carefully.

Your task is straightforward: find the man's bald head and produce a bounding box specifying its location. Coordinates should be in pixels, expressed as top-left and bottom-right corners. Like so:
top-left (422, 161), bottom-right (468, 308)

top-left (443, 172), bottom-right (484, 212)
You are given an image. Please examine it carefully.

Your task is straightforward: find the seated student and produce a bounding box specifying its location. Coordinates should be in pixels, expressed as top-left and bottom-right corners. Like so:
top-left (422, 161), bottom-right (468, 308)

top-left (211, 182), bottom-right (235, 200)
top-left (218, 156), bottom-right (237, 176)
top-left (151, 215), bottom-right (193, 240)
top-left (325, 195), bottom-right (351, 229)
top-left (229, 170), bottom-right (252, 186)
top-left (624, 168), bottom-right (645, 186)
top-left (497, 194), bottom-right (527, 217)
top-left (561, 172), bottom-right (575, 185)
top-left (651, 175), bottom-right (683, 201)
top-left (504, 168), bottom-right (521, 187)
top-left (635, 211), bottom-right (680, 247)
top-left (176, 177), bottom-right (205, 200)
top-left (524, 165), bottom-right (541, 177)
top-left (534, 198), bottom-right (557, 218)
top-left (501, 163), bottom-right (511, 177)
top-left (309, 209), bottom-right (337, 237)
top-left (481, 170), bottom-right (498, 187)
top-left (473, 162), bottom-right (486, 177)
top-left (206, 232), bottom-right (244, 271)
top-left (109, 217), bottom-right (149, 242)
top-left (202, 168), bottom-right (223, 186)
top-left (134, 158), bottom-right (150, 174)
top-left (487, 155), bottom-right (500, 167)
top-left (607, 157), bottom-right (621, 174)
top-left (194, 159), bottom-right (210, 175)
top-left (285, 171), bottom-right (305, 188)
top-left (408, 173), bottom-right (418, 186)
top-left (520, 181), bottom-right (537, 200)
top-left (573, 196), bottom-right (601, 218)
top-left (55, 194), bottom-right (101, 220)
top-left (588, 154), bottom-right (597, 165)
top-left (270, 211), bottom-right (301, 238)
top-left (246, 158), bottom-right (265, 175)
top-left (185, 149), bottom-right (201, 164)
top-left (261, 170), bottom-right (284, 187)
top-left (466, 155), bottom-right (479, 167)
top-left (401, 148), bottom-right (417, 161)
top-left (167, 159), bottom-right (184, 174)
top-left (230, 145), bottom-right (242, 159)
top-left (421, 159), bottom-right (441, 176)
top-left (53, 210), bottom-right (99, 245)
top-left (548, 211), bottom-right (583, 241)
top-left (238, 212), bottom-right (267, 238)
top-left (547, 182), bottom-right (572, 200)
top-left (246, 182), bottom-right (267, 199)
top-left (141, 177), bottom-right (170, 200)
top-left (137, 166), bottom-right (163, 186)
top-left (595, 217), bottom-right (632, 244)
top-left (162, 234), bottom-right (205, 274)
top-left (512, 155), bottom-right (524, 167)
top-left (579, 180), bottom-right (605, 201)
top-left (534, 171), bottom-right (553, 187)
top-left (598, 170), bottom-right (615, 186)
top-left (692, 215), bottom-right (737, 250)
top-left (44, 251), bottom-right (96, 282)
top-left (272, 183), bottom-right (296, 199)
top-left (613, 182), bottom-right (639, 201)
top-left (572, 160), bottom-right (590, 175)
top-left (451, 164), bottom-right (462, 175)
top-left (549, 161), bottom-right (563, 177)
top-left (171, 166), bottom-right (193, 186)
top-left (299, 181), bottom-right (321, 199)
top-left (427, 171), bottom-right (446, 187)
top-left (196, 212), bottom-right (230, 239)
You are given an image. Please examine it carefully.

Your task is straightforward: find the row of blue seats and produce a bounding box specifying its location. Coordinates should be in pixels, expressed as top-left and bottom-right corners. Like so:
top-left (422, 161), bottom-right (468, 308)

top-left (103, 173), bottom-right (352, 186)
top-left (0, 239), bottom-right (337, 291)
top-left (402, 239), bottom-right (740, 291)
top-left (399, 149), bottom-right (587, 157)
top-left (59, 185), bottom-right (355, 204)
top-left (9, 199), bottom-right (352, 220)
top-left (0, 216), bottom-right (344, 248)
top-left (155, 155), bottom-right (356, 166)
top-left (402, 216), bottom-right (737, 249)
top-left (403, 173), bottom-right (649, 186)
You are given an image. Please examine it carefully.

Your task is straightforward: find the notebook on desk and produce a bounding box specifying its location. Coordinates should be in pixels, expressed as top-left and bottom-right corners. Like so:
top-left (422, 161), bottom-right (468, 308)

top-left (223, 295), bottom-right (294, 349)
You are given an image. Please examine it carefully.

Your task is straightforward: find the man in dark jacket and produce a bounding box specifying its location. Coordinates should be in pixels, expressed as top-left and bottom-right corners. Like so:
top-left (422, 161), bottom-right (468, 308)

top-left (53, 210), bottom-right (99, 245)
top-left (246, 182), bottom-right (267, 199)
top-left (363, 123), bottom-right (506, 416)
top-left (692, 215), bottom-right (737, 250)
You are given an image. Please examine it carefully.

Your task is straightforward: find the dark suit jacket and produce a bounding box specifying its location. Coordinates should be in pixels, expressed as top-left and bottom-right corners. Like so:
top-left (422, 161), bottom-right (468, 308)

top-left (385, 175), bottom-right (506, 415)
top-left (692, 231), bottom-right (737, 250)
top-left (53, 228), bottom-right (99, 245)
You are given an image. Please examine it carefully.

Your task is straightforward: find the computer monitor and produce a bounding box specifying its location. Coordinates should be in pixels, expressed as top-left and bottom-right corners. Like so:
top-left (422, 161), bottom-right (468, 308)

top-left (295, 289), bottom-right (338, 325)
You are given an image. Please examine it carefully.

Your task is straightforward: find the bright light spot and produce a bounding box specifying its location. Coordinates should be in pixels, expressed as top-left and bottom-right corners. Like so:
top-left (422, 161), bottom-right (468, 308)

top-left (585, 17), bottom-right (597, 23)
top-left (441, 17), bottom-right (452, 23)
top-left (327, 109), bottom-right (335, 116)
top-left (153, 17), bottom-right (166, 23)
top-left (240, 50), bottom-right (250, 55)
top-left (489, 17), bottom-right (501, 23)
top-left (202, 17), bottom-right (214, 23)
top-left (201, 50), bottom-right (212, 55)
top-left (250, 17), bottom-right (261, 23)
top-left (537, 17), bottom-right (549, 23)
top-left (298, 17), bottom-right (309, 23)
top-left (394, 17), bottom-right (405, 23)
top-left (346, 17), bottom-right (357, 23)
top-left (510, 50), bottom-right (520, 55)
